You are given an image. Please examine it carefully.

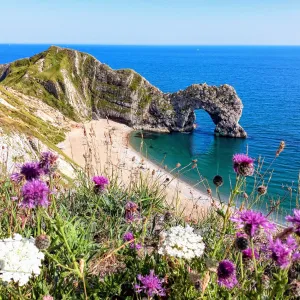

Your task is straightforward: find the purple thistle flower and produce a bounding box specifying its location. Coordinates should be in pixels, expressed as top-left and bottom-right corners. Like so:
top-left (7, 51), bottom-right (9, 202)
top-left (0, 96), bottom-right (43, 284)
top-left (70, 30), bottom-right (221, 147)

top-left (242, 248), bottom-right (259, 259)
top-left (268, 235), bottom-right (300, 268)
top-left (20, 162), bottom-right (42, 181)
top-left (21, 179), bottom-right (50, 208)
top-left (92, 176), bottom-right (109, 193)
top-left (217, 260), bottom-right (238, 289)
top-left (134, 270), bottom-right (166, 297)
top-left (232, 153), bottom-right (254, 177)
top-left (39, 151), bottom-right (58, 175)
top-left (123, 232), bottom-right (134, 242)
top-left (286, 209), bottom-right (300, 236)
top-left (10, 172), bottom-right (24, 183)
top-left (231, 210), bottom-right (275, 237)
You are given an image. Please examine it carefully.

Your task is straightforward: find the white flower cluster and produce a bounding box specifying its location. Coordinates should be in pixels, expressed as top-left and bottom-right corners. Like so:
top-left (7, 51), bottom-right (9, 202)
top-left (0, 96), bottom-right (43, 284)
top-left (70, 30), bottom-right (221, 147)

top-left (0, 234), bottom-right (44, 286)
top-left (158, 225), bottom-right (205, 260)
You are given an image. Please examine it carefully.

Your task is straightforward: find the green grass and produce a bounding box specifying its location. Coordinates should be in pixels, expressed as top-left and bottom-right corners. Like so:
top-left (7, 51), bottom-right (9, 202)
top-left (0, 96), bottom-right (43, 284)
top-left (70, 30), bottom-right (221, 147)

top-left (0, 145), bottom-right (298, 299)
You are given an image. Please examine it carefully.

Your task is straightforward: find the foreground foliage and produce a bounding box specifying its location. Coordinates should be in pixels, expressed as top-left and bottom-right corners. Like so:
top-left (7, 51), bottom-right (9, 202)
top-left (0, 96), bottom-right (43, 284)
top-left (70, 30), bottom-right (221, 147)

top-left (0, 142), bottom-right (299, 299)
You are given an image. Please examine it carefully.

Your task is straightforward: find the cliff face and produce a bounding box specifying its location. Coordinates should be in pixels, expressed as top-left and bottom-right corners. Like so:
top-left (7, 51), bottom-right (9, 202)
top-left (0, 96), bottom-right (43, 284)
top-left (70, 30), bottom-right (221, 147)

top-left (0, 46), bottom-right (247, 137)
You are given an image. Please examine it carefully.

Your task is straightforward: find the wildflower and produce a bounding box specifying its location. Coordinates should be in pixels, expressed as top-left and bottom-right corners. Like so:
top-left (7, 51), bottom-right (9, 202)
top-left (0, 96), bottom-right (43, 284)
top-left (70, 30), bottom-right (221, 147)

top-left (123, 232), bottom-right (141, 250)
top-left (276, 141), bottom-right (285, 157)
top-left (158, 225), bottom-right (205, 260)
top-left (242, 248), bottom-right (259, 259)
top-left (43, 296), bottom-right (54, 300)
top-left (257, 185), bottom-right (267, 195)
top-left (134, 270), bottom-right (166, 297)
top-left (213, 175), bottom-right (223, 187)
top-left (268, 235), bottom-right (300, 268)
top-left (39, 151), bottom-right (58, 174)
top-left (131, 243), bottom-right (142, 250)
top-left (35, 234), bottom-right (51, 250)
top-left (21, 179), bottom-right (50, 208)
top-left (123, 232), bottom-right (134, 242)
top-left (217, 260), bottom-right (238, 289)
top-left (10, 172), bottom-right (23, 183)
top-left (289, 280), bottom-right (300, 299)
top-left (92, 175), bottom-right (109, 193)
top-left (20, 162), bottom-right (42, 181)
top-left (232, 153), bottom-right (254, 176)
top-left (125, 201), bottom-right (140, 222)
top-left (0, 234), bottom-right (44, 286)
top-left (286, 209), bottom-right (300, 236)
top-left (231, 210), bottom-right (275, 237)
top-left (235, 233), bottom-right (249, 251)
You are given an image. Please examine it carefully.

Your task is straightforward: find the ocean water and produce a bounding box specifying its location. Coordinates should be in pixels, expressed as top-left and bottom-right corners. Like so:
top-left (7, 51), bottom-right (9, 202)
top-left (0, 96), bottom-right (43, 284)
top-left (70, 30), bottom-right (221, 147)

top-left (1, 45), bottom-right (300, 217)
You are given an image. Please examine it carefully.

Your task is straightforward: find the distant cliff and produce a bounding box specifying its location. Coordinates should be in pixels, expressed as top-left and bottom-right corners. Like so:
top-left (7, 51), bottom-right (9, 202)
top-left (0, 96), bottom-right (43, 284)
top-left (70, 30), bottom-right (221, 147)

top-left (0, 46), bottom-right (246, 137)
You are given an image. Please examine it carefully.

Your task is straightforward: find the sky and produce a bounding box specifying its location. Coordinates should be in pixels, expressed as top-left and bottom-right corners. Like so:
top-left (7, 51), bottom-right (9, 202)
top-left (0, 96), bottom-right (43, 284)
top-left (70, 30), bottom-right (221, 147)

top-left (1, 0), bottom-right (300, 45)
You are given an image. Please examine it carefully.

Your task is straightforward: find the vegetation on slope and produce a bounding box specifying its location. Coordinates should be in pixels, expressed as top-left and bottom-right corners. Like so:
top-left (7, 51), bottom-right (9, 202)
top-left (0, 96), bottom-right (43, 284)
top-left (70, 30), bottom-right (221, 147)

top-left (0, 47), bottom-right (83, 120)
top-left (0, 86), bottom-right (65, 145)
top-left (0, 140), bottom-right (300, 299)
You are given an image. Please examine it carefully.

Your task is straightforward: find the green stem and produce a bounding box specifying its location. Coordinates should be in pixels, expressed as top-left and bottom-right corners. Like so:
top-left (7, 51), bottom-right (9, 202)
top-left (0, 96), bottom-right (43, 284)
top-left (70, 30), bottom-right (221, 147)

top-left (58, 221), bottom-right (82, 278)
top-left (250, 238), bottom-right (258, 278)
top-left (37, 207), bottom-right (41, 235)
top-left (240, 251), bottom-right (244, 280)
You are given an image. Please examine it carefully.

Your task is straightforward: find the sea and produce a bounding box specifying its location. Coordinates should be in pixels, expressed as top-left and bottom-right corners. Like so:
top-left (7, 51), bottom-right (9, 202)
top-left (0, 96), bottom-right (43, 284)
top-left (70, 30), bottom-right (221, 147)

top-left (1, 44), bottom-right (299, 219)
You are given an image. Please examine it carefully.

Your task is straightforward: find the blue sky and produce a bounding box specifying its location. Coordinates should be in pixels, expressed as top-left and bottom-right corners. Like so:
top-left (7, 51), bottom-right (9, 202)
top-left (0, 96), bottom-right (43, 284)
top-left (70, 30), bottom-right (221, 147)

top-left (2, 0), bottom-right (300, 45)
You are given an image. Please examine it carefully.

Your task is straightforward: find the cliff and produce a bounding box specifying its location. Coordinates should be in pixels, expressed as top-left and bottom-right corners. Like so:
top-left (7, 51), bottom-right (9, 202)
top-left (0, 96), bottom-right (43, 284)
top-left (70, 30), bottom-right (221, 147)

top-left (0, 46), bottom-right (246, 137)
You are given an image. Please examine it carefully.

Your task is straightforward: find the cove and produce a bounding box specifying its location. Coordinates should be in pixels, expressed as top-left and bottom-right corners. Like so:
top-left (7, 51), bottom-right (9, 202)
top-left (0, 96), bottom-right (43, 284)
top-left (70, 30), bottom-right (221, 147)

top-left (130, 110), bottom-right (297, 222)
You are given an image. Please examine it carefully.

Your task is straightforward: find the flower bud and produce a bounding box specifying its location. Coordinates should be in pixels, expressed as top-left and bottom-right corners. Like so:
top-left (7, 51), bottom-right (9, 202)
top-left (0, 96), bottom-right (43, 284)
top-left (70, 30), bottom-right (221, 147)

top-left (213, 175), bottom-right (223, 187)
top-left (35, 234), bottom-right (51, 250)
top-left (235, 237), bottom-right (249, 251)
top-left (257, 185), bottom-right (267, 195)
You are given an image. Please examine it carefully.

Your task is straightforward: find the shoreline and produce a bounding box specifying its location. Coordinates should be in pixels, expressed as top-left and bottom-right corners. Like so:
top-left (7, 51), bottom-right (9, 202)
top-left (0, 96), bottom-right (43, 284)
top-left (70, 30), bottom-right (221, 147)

top-left (61, 119), bottom-right (212, 220)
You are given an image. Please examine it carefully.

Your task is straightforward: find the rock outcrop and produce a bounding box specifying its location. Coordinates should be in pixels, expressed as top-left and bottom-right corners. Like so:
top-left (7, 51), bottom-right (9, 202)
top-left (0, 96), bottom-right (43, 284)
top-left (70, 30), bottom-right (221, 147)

top-left (0, 46), bottom-right (247, 137)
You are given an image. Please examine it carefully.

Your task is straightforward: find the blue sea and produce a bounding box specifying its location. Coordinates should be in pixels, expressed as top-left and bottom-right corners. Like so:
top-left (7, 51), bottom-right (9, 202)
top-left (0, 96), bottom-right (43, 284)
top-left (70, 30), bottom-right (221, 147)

top-left (1, 44), bottom-right (300, 218)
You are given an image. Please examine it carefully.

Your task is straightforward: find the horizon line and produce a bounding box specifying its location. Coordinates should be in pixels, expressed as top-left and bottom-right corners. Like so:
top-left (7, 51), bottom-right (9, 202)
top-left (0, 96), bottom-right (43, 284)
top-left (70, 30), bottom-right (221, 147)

top-left (1, 43), bottom-right (300, 47)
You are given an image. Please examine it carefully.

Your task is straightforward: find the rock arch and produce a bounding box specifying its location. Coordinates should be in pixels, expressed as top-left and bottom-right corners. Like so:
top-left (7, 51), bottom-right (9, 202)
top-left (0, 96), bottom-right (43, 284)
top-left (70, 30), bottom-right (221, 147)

top-left (168, 83), bottom-right (247, 138)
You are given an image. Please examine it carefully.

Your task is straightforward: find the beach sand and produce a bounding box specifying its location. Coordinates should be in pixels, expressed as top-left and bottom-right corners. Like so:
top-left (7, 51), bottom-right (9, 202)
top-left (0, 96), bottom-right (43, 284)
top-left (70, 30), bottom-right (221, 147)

top-left (61, 119), bottom-right (213, 220)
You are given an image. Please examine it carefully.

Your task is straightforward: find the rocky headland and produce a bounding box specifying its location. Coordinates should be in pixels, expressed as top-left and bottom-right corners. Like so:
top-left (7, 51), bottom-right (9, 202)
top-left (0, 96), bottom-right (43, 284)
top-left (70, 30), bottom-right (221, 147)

top-left (0, 46), bottom-right (246, 138)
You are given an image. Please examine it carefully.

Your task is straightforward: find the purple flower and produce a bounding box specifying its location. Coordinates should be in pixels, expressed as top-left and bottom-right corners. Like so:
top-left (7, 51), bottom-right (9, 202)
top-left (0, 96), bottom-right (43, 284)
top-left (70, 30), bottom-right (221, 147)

top-left (242, 248), bottom-right (259, 259)
top-left (20, 162), bottom-right (42, 181)
top-left (217, 260), bottom-right (238, 289)
top-left (134, 270), bottom-right (165, 297)
top-left (131, 243), bottom-right (142, 250)
top-left (39, 151), bottom-right (58, 175)
top-left (123, 232), bottom-right (134, 242)
top-left (21, 179), bottom-right (50, 208)
top-left (268, 235), bottom-right (300, 268)
top-left (10, 172), bottom-right (24, 183)
top-left (231, 210), bottom-right (275, 237)
top-left (123, 232), bottom-right (142, 250)
top-left (232, 153), bottom-right (254, 177)
top-left (125, 201), bottom-right (140, 222)
top-left (92, 176), bottom-right (109, 193)
top-left (125, 201), bottom-right (138, 211)
top-left (286, 209), bottom-right (300, 236)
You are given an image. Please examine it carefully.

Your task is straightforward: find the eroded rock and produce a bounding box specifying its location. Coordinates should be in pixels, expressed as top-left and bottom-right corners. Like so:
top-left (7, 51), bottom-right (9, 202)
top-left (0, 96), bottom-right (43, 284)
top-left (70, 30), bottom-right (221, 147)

top-left (0, 46), bottom-right (247, 138)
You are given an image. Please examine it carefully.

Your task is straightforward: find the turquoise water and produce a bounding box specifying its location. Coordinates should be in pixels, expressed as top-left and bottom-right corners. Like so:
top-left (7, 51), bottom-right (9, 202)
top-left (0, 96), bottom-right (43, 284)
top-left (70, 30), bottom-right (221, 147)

top-left (1, 45), bottom-right (300, 216)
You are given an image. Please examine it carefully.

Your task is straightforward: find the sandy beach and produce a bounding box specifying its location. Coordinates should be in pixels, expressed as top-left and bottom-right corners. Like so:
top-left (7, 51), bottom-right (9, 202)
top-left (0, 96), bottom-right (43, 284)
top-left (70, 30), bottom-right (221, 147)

top-left (61, 119), bottom-right (213, 220)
